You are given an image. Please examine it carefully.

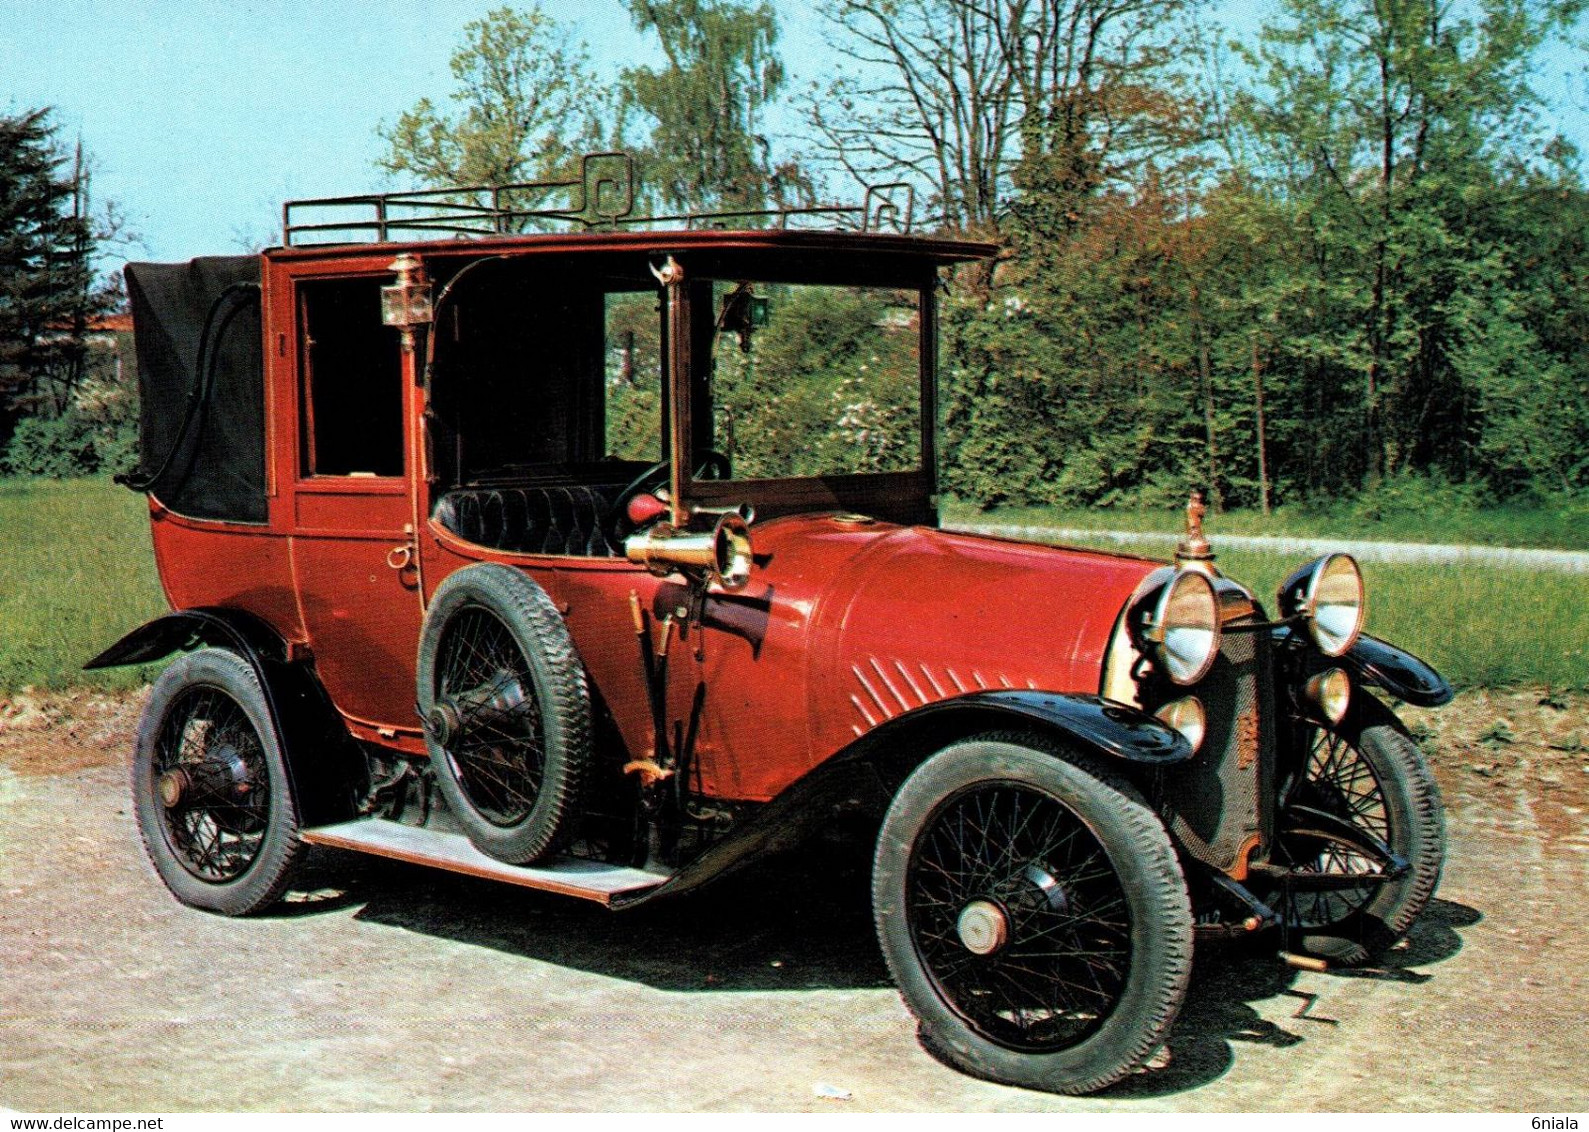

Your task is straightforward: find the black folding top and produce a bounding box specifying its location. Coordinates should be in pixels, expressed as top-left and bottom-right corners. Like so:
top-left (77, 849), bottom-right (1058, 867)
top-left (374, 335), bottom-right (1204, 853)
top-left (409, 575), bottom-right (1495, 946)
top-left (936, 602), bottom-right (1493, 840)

top-left (123, 256), bottom-right (265, 523)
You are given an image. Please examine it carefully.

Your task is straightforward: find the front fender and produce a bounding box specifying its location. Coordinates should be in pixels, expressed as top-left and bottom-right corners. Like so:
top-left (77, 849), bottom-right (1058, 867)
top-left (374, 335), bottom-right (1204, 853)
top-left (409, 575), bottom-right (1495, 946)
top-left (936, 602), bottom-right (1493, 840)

top-left (608, 690), bottom-right (1189, 910)
top-left (1342, 633), bottom-right (1453, 707)
top-left (852, 689), bottom-right (1194, 772)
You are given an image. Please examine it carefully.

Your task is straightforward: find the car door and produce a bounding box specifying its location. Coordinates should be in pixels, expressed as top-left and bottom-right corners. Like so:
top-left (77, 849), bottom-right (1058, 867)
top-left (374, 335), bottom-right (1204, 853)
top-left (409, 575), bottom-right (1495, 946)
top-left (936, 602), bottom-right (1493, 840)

top-left (286, 268), bottom-right (427, 747)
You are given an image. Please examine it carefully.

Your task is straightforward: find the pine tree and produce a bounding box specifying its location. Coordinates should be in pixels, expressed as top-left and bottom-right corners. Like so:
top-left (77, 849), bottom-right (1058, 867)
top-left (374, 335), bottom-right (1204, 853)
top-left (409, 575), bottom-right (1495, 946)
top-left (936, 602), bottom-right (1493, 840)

top-left (0, 108), bottom-right (106, 444)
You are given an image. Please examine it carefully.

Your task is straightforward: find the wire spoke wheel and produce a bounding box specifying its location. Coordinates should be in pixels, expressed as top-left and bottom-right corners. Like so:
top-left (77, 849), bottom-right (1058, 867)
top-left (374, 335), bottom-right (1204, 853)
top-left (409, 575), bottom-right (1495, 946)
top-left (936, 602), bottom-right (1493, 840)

top-left (1274, 726), bottom-right (1391, 928)
top-left (418, 564), bottom-right (591, 865)
top-left (132, 649), bottom-right (304, 916)
top-left (435, 606), bottom-right (546, 826)
top-left (874, 735), bottom-right (1191, 1095)
top-left (1264, 696), bottom-right (1445, 965)
top-left (153, 685), bottom-right (271, 881)
top-left (909, 783), bottom-right (1132, 1051)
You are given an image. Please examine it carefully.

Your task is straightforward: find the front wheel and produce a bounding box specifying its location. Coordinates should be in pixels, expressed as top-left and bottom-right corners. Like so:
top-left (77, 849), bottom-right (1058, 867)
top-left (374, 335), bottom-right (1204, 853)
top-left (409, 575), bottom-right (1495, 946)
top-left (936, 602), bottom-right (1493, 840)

top-left (1267, 695), bottom-right (1444, 965)
top-left (873, 734), bottom-right (1193, 1095)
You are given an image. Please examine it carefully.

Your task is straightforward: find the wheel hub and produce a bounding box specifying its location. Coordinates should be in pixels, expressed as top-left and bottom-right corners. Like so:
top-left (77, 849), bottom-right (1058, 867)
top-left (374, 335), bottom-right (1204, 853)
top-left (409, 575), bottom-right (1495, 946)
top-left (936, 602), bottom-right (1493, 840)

top-left (157, 767), bottom-right (189, 808)
top-left (426, 701), bottom-right (462, 748)
top-left (956, 899), bottom-right (1010, 956)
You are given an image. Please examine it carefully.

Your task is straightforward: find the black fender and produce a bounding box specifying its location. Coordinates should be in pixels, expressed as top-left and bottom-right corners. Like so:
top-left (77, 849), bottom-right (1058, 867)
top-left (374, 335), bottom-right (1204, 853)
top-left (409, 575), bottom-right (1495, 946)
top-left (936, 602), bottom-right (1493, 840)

top-left (86, 609), bottom-right (365, 825)
top-left (1342, 633), bottom-right (1453, 707)
top-left (611, 690), bottom-right (1189, 909)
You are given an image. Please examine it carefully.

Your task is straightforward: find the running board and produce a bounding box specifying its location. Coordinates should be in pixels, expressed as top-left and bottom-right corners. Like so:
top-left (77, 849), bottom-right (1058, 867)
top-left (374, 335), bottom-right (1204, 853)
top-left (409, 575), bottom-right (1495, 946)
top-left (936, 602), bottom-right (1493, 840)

top-left (301, 819), bottom-right (667, 905)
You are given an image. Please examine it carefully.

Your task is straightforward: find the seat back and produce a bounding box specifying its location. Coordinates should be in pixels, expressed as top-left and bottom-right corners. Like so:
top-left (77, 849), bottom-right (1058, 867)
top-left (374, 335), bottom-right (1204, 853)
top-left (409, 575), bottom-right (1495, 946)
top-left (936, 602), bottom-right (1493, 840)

top-left (432, 484), bottom-right (619, 556)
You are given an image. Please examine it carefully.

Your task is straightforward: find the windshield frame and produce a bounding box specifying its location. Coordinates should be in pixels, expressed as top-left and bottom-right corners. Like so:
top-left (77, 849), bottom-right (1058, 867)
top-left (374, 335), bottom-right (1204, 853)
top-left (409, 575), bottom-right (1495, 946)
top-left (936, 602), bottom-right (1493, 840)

top-left (666, 251), bottom-right (941, 529)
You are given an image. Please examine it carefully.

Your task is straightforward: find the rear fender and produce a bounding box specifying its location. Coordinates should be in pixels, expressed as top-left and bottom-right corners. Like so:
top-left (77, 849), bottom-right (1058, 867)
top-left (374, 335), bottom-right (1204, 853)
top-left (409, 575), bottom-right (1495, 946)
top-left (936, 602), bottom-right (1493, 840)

top-left (86, 609), bottom-right (364, 825)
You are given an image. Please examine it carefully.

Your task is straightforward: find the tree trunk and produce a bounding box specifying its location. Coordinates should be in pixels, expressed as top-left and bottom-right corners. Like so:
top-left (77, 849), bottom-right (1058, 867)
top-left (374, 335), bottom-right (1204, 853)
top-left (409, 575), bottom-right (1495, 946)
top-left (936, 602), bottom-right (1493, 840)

top-left (1190, 285), bottom-right (1220, 510)
top-left (1252, 335), bottom-right (1270, 516)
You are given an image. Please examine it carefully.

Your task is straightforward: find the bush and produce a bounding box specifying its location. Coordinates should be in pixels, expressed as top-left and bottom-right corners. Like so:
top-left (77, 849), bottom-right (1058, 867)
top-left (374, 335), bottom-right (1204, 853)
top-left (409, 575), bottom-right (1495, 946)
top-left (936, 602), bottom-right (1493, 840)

top-left (2, 411), bottom-right (137, 478)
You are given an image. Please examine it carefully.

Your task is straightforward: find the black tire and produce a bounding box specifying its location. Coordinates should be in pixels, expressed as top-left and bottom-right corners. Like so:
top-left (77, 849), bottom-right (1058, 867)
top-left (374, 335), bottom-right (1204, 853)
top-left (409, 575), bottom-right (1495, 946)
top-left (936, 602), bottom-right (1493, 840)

top-left (417, 563), bottom-right (590, 865)
top-left (132, 648), bottom-right (304, 915)
top-left (873, 734), bottom-right (1193, 1095)
top-left (1269, 695), bottom-right (1444, 965)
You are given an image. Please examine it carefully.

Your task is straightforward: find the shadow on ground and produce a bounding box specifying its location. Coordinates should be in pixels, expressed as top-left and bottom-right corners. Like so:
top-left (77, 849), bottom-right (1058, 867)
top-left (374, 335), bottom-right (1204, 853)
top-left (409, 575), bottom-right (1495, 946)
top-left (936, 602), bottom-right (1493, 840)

top-left (1104, 897), bottom-right (1482, 1097)
top-left (281, 845), bottom-right (1481, 1097)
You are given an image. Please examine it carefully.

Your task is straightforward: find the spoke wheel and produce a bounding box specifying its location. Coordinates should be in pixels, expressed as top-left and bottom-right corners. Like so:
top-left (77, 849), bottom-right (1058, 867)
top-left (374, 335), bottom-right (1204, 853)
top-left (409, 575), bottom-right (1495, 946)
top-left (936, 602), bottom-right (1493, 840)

top-left (433, 606), bottom-right (545, 826)
top-left (1267, 695), bottom-right (1444, 964)
top-left (875, 734), bottom-right (1192, 1095)
top-left (132, 649), bottom-right (303, 915)
top-left (419, 564), bottom-right (590, 865)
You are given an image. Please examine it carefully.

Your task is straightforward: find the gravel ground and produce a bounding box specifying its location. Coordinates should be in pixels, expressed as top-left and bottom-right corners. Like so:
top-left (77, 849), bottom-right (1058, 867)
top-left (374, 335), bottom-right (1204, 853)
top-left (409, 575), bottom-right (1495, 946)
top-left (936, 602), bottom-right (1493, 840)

top-left (1, 687), bottom-right (1586, 1113)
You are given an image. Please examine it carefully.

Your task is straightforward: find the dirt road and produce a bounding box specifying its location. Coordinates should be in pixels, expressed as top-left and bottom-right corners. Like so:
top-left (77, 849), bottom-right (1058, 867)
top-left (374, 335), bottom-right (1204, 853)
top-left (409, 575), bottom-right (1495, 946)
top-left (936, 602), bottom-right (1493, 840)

top-left (1, 688), bottom-right (1586, 1112)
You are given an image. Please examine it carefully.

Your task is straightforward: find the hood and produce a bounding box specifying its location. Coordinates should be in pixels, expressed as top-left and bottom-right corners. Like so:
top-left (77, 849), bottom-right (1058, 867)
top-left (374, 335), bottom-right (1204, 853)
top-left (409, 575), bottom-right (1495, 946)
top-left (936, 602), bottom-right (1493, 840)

top-left (744, 515), bottom-right (1161, 753)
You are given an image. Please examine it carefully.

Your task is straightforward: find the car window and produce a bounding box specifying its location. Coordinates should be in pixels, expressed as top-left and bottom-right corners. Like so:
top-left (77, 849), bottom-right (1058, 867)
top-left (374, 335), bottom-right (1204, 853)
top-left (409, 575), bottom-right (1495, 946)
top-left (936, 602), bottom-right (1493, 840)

top-left (297, 276), bottom-right (404, 477)
top-left (708, 282), bottom-right (922, 480)
top-left (605, 289), bottom-right (663, 463)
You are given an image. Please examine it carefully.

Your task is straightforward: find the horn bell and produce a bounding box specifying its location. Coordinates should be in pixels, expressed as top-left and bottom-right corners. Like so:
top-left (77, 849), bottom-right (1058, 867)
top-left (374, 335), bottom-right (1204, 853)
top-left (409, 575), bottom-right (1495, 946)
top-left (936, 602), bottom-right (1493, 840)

top-left (625, 512), bottom-right (753, 591)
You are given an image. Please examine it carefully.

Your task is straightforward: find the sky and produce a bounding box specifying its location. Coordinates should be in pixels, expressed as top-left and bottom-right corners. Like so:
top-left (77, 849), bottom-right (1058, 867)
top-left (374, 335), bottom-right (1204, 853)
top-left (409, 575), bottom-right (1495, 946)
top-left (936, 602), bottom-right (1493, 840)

top-left (3, 0), bottom-right (1585, 267)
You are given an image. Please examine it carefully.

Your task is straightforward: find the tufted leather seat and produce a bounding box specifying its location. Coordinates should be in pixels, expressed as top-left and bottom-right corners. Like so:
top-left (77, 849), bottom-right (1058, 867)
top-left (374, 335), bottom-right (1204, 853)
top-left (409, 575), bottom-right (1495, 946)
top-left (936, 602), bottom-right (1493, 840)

top-left (432, 484), bottom-right (620, 556)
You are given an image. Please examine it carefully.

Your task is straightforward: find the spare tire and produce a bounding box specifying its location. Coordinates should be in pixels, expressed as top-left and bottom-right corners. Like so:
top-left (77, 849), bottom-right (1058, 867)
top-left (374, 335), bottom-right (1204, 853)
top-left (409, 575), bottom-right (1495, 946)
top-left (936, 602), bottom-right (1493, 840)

top-left (417, 563), bottom-right (591, 864)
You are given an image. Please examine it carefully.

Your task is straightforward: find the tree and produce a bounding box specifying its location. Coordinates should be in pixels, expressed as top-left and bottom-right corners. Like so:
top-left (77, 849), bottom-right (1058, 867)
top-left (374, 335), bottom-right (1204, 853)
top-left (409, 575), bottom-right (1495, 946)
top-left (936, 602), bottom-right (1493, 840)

top-left (1234, 0), bottom-right (1587, 490)
top-left (621, 0), bottom-right (801, 214)
top-left (377, 6), bottom-right (608, 203)
top-left (808, 0), bottom-right (1204, 237)
top-left (0, 108), bottom-right (115, 452)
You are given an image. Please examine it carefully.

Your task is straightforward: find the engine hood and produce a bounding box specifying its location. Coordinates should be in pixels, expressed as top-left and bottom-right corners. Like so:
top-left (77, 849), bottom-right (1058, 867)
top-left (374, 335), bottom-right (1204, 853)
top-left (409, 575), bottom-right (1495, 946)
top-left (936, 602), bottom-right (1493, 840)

top-left (738, 514), bottom-right (1162, 757)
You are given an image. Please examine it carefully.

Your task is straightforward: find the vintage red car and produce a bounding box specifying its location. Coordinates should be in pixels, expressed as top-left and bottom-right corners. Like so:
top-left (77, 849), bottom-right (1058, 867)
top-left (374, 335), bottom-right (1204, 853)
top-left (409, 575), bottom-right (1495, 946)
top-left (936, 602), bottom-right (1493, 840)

top-left (90, 156), bottom-right (1451, 1095)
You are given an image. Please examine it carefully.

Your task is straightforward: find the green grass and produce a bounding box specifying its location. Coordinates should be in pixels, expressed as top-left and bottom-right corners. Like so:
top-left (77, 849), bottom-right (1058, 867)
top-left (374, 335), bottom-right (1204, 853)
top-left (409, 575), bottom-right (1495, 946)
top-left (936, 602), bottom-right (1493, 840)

top-left (945, 493), bottom-right (1589, 551)
top-left (0, 478), bottom-right (1581, 693)
top-left (1022, 534), bottom-right (1586, 691)
top-left (0, 477), bottom-right (169, 691)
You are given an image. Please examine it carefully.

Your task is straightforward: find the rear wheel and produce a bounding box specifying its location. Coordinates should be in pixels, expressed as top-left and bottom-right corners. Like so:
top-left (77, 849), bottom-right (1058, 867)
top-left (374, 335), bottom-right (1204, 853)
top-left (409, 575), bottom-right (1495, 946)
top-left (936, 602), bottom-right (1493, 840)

top-left (132, 648), bottom-right (303, 915)
top-left (1269, 696), bottom-right (1443, 965)
top-left (873, 734), bottom-right (1193, 1095)
top-left (418, 564), bottom-right (591, 865)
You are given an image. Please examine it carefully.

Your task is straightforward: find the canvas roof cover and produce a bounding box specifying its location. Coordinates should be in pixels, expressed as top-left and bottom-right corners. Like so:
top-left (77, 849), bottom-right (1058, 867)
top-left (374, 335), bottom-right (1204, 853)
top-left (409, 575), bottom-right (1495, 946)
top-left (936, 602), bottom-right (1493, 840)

top-left (124, 256), bottom-right (266, 523)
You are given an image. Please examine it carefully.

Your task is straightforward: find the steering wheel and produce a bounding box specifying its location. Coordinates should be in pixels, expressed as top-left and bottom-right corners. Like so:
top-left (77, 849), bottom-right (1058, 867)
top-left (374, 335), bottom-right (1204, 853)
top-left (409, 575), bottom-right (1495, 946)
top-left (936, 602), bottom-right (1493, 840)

top-left (606, 449), bottom-right (732, 545)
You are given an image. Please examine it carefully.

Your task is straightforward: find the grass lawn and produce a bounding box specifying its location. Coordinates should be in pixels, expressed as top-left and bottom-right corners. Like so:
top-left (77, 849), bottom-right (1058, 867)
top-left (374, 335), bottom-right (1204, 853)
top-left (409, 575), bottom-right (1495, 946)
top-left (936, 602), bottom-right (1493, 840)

top-left (0, 477), bottom-right (1582, 693)
top-left (0, 477), bottom-right (169, 690)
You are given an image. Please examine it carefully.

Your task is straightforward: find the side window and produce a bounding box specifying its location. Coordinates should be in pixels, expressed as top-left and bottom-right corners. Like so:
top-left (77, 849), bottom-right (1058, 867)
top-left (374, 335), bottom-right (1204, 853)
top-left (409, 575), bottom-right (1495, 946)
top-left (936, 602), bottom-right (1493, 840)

top-left (298, 277), bottom-right (403, 477)
top-left (604, 289), bottom-right (663, 461)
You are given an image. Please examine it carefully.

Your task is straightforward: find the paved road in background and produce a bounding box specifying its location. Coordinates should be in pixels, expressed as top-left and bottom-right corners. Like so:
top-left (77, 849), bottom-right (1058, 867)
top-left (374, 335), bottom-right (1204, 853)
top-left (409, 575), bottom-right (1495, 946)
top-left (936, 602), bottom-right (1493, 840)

top-left (953, 524), bottom-right (1589, 571)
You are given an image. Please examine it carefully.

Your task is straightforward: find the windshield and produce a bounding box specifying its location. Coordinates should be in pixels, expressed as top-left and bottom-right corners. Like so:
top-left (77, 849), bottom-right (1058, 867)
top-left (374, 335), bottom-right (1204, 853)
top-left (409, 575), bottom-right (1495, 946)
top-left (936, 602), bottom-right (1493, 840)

top-left (706, 280), bottom-right (923, 480)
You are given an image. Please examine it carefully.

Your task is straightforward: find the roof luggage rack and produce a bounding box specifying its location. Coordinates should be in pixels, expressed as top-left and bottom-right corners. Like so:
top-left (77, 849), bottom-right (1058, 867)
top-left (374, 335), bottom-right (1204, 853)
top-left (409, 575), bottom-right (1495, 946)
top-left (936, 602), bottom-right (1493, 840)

top-left (282, 151), bottom-right (915, 247)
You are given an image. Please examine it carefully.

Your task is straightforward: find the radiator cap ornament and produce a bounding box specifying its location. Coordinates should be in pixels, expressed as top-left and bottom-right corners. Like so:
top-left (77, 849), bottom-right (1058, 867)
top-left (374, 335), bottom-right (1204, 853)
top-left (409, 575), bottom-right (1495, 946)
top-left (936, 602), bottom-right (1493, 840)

top-left (1175, 490), bottom-right (1216, 575)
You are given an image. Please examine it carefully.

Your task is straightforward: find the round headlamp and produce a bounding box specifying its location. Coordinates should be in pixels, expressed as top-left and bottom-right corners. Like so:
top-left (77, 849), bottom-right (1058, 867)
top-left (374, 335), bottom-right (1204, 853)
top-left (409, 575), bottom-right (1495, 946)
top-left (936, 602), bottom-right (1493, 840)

top-left (1154, 696), bottom-right (1207, 753)
top-left (1140, 569), bottom-right (1221, 686)
top-left (1278, 553), bottom-right (1365, 657)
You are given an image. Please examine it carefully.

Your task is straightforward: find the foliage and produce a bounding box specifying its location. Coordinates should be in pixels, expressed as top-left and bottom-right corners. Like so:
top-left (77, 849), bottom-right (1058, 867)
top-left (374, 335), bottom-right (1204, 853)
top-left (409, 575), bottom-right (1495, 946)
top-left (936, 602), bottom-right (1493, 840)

top-left (808, 0), bottom-right (1205, 237)
top-left (712, 283), bottom-right (920, 476)
top-left (2, 410), bottom-right (135, 478)
top-left (377, 6), bottom-right (608, 213)
top-left (939, 0), bottom-right (1589, 510)
top-left (621, 0), bottom-right (805, 214)
top-left (0, 108), bottom-right (118, 446)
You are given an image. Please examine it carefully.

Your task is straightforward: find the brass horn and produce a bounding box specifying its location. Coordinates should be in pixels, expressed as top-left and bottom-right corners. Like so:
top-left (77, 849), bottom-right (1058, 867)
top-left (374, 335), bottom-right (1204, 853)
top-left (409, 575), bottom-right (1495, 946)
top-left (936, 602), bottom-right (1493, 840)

top-left (625, 510), bottom-right (754, 590)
